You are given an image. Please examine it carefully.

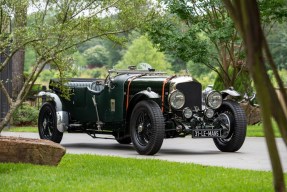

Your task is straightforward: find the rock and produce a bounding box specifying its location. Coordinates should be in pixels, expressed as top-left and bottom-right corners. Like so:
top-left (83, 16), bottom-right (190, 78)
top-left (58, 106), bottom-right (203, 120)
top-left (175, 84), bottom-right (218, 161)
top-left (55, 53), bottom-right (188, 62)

top-left (240, 103), bottom-right (261, 125)
top-left (0, 136), bottom-right (66, 166)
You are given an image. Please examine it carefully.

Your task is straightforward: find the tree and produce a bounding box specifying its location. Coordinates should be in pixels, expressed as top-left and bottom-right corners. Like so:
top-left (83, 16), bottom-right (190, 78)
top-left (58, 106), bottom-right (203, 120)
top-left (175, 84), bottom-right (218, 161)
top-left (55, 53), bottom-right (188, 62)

top-left (84, 45), bottom-right (110, 68)
top-left (0, 0), bottom-right (160, 132)
top-left (146, 13), bottom-right (209, 68)
top-left (186, 60), bottom-right (211, 77)
top-left (146, 0), bottom-right (287, 93)
top-left (11, 0), bottom-right (28, 98)
top-left (147, 0), bottom-right (246, 90)
top-left (115, 35), bottom-right (173, 72)
top-left (267, 22), bottom-right (287, 70)
top-left (222, 0), bottom-right (287, 191)
top-left (77, 38), bottom-right (123, 68)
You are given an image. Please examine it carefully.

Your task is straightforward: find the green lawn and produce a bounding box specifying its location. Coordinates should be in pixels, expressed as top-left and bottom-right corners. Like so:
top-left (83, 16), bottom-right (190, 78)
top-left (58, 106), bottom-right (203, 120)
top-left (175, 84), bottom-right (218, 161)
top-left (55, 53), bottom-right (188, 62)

top-left (3, 124), bottom-right (282, 138)
top-left (0, 154), bottom-right (284, 192)
top-left (247, 124), bottom-right (281, 137)
top-left (3, 126), bottom-right (38, 133)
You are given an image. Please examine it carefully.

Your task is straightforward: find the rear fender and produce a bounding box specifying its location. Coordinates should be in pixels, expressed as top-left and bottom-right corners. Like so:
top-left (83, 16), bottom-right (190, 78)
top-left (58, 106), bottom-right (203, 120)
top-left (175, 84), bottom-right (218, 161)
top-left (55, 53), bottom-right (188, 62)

top-left (38, 91), bottom-right (69, 132)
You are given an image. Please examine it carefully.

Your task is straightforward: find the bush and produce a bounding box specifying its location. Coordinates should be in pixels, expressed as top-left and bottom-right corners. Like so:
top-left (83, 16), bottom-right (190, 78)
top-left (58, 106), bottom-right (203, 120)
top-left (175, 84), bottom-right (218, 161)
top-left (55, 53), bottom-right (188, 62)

top-left (12, 103), bottom-right (39, 126)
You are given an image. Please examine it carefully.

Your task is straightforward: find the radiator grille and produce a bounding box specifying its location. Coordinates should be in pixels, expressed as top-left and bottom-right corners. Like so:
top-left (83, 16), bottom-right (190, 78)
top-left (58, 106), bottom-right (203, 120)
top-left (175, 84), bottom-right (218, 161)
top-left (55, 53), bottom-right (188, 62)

top-left (176, 81), bottom-right (202, 110)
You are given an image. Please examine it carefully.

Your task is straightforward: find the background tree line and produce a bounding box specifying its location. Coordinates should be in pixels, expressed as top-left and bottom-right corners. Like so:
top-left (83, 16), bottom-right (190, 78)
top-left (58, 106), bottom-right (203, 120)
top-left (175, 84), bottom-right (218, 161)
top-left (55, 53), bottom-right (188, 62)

top-left (22, 0), bottom-right (287, 92)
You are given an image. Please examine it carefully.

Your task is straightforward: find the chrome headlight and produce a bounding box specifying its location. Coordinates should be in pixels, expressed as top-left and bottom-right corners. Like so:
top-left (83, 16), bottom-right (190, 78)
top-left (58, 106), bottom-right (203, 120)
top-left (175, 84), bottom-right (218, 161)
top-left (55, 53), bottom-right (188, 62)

top-left (205, 91), bottom-right (222, 109)
top-left (169, 90), bottom-right (185, 110)
top-left (205, 108), bottom-right (214, 118)
top-left (183, 107), bottom-right (193, 119)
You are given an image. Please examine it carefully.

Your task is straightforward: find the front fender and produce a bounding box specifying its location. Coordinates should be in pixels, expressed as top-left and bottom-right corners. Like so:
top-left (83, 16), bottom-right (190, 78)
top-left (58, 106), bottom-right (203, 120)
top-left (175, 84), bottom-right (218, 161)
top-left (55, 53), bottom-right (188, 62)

top-left (136, 90), bottom-right (160, 99)
top-left (221, 87), bottom-right (241, 99)
top-left (38, 91), bottom-right (68, 132)
top-left (129, 90), bottom-right (160, 107)
top-left (126, 90), bottom-right (160, 122)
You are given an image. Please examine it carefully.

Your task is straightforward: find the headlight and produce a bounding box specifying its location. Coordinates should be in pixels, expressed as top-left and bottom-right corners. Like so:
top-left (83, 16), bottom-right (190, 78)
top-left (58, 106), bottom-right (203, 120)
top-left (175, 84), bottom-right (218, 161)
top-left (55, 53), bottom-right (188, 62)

top-left (205, 108), bottom-right (214, 118)
top-left (183, 107), bottom-right (193, 119)
top-left (205, 91), bottom-right (222, 109)
top-left (169, 90), bottom-right (185, 110)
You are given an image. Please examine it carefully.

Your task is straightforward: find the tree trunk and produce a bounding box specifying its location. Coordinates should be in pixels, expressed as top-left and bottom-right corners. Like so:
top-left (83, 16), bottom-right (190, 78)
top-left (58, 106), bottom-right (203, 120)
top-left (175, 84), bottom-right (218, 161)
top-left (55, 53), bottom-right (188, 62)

top-left (11, 1), bottom-right (28, 98)
top-left (0, 101), bottom-right (21, 132)
top-left (222, 0), bottom-right (286, 191)
top-left (12, 49), bottom-right (25, 98)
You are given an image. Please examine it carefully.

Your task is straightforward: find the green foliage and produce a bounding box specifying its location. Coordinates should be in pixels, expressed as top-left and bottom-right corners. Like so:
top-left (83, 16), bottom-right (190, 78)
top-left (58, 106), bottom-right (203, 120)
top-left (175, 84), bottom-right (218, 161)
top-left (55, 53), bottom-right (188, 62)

top-left (233, 71), bottom-right (253, 94)
top-left (72, 51), bottom-right (87, 67)
top-left (27, 84), bottom-right (42, 100)
top-left (1, 0), bottom-right (161, 130)
top-left (259, 0), bottom-right (287, 23)
top-left (0, 154), bottom-right (283, 192)
top-left (84, 45), bottom-right (110, 68)
top-left (146, 0), bottom-right (287, 90)
top-left (267, 22), bottom-right (287, 70)
top-left (145, 13), bottom-right (211, 73)
top-left (145, 0), bottom-right (242, 90)
top-left (146, 14), bottom-right (209, 64)
top-left (213, 74), bottom-right (225, 91)
top-left (213, 68), bottom-right (252, 94)
top-left (196, 72), bottom-right (217, 90)
top-left (77, 39), bottom-right (102, 53)
top-left (82, 67), bottom-right (108, 79)
top-left (268, 69), bottom-right (287, 87)
top-left (187, 60), bottom-right (211, 77)
top-left (115, 35), bottom-right (173, 72)
top-left (24, 47), bottom-right (37, 72)
top-left (12, 103), bottom-right (38, 126)
top-left (77, 38), bottom-right (123, 68)
top-left (37, 70), bottom-right (57, 83)
top-left (186, 60), bottom-right (216, 89)
top-left (147, 1), bottom-right (232, 65)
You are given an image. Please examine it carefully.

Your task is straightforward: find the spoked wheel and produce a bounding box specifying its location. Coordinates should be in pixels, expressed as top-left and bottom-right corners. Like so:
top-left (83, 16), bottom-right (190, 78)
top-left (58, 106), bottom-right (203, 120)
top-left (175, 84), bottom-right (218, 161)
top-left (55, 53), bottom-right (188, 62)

top-left (38, 102), bottom-right (63, 143)
top-left (213, 100), bottom-right (247, 152)
top-left (130, 100), bottom-right (165, 155)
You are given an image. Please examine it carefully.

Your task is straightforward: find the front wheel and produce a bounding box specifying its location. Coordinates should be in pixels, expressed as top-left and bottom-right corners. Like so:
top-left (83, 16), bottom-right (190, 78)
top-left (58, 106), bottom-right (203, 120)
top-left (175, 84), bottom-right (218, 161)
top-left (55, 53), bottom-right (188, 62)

top-left (213, 100), bottom-right (247, 152)
top-left (130, 100), bottom-right (165, 155)
top-left (38, 102), bottom-right (63, 143)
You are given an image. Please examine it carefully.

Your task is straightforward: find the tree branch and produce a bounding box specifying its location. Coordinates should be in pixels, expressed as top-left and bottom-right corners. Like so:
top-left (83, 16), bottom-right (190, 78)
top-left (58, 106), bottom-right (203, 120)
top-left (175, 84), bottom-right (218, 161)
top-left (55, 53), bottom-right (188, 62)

top-left (0, 80), bottom-right (12, 105)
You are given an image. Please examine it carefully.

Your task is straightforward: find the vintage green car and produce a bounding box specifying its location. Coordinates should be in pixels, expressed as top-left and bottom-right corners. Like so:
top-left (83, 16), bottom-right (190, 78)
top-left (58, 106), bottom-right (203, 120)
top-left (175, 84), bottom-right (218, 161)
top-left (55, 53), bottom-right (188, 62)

top-left (38, 67), bottom-right (246, 155)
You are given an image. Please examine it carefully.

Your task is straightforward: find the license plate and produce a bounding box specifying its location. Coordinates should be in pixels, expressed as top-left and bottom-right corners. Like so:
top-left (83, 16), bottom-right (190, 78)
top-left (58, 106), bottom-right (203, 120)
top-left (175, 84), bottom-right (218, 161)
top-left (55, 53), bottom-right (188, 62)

top-left (192, 129), bottom-right (221, 138)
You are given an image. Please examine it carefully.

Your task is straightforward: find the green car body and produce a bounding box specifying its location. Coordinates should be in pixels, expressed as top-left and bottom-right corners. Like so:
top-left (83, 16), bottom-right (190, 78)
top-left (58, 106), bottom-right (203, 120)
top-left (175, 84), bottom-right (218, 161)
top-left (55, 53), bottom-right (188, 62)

top-left (38, 68), bottom-right (247, 155)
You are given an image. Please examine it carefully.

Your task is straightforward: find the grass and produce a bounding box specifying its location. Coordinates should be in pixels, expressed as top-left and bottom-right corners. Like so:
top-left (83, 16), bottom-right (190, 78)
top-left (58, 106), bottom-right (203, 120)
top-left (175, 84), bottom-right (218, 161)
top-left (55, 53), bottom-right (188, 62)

top-left (0, 154), bottom-right (285, 192)
top-left (2, 126), bottom-right (38, 133)
top-left (247, 123), bottom-right (281, 137)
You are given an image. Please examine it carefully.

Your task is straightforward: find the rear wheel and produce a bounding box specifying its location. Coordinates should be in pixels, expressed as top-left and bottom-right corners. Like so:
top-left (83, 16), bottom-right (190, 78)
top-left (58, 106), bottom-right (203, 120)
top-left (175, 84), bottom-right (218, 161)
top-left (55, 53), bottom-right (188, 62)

top-left (38, 102), bottom-right (63, 143)
top-left (130, 100), bottom-right (165, 155)
top-left (213, 100), bottom-right (246, 152)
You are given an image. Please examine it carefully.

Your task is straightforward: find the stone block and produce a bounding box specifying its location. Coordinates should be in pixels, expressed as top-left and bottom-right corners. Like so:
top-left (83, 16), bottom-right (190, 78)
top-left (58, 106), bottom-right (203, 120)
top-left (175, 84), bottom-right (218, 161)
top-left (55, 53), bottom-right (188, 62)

top-left (0, 136), bottom-right (66, 166)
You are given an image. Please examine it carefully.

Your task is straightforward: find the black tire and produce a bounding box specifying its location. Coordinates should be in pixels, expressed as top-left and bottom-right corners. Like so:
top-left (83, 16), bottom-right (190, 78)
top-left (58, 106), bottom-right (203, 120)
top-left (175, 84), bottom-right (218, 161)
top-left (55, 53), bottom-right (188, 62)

top-left (213, 100), bottom-right (247, 152)
top-left (130, 100), bottom-right (165, 155)
top-left (116, 137), bottom-right (132, 144)
top-left (38, 102), bottom-right (63, 143)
